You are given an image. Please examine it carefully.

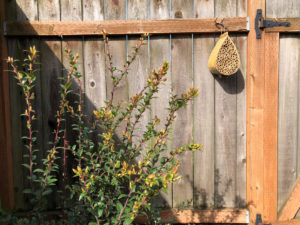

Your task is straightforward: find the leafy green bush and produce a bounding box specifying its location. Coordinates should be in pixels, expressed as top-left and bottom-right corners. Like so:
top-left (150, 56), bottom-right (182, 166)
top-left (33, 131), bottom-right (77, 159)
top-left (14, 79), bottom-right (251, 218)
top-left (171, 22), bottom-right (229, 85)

top-left (5, 33), bottom-right (201, 225)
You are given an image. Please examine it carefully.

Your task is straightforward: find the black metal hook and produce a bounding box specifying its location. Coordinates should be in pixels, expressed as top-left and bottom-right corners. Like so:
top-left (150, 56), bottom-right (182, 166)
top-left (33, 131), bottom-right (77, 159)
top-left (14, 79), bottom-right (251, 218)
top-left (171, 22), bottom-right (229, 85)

top-left (215, 17), bottom-right (227, 34)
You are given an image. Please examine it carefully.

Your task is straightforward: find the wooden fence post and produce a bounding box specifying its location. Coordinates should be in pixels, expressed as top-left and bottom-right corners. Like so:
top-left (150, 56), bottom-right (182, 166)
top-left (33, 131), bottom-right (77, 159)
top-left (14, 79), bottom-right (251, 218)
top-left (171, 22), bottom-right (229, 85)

top-left (247, 1), bottom-right (279, 224)
top-left (0, 0), bottom-right (14, 211)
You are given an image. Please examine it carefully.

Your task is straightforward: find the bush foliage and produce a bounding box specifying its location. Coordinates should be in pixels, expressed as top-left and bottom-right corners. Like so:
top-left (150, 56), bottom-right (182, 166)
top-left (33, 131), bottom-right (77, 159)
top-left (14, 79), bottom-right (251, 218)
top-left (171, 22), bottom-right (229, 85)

top-left (3, 33), bottom-right (201, 225)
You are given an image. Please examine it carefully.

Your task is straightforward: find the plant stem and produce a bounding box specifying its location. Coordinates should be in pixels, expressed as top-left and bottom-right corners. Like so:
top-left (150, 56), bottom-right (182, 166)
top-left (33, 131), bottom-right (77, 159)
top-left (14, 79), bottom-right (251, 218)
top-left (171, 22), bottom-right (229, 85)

top-left (62, 129), bottom-right (68, 212)
top-left (114, 189), bottom-right (133, 225)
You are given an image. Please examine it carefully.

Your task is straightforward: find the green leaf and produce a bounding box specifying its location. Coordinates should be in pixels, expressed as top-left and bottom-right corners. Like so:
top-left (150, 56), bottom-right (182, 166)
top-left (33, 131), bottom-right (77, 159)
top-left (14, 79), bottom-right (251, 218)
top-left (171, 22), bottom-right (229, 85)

top-left (97, 208), bottom-right (103, 217)
top-left (88, 222), bottom-right (97, 225)
top-left (116, 202), bottom-right (123, 213)
top-left (42, 189), bottom-right (52, 196)
top-left (118, 194), bottom-right (127, 199)
top-left (33, 168), bottom-right (44, 173)
top-left (123, 218), bottom-right (133, 225)
top-left (22, 163), bottom-right (30, 169)
top-left (65, 81), bottom-right (71, 90)
top-left (23, 189), bottom-right (32, 194)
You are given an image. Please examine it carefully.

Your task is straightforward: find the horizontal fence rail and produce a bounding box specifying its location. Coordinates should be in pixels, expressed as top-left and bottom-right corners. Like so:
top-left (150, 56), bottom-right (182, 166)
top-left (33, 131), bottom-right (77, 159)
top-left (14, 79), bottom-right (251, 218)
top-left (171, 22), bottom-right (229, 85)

top-left (4, 17), bottom-right (249, 36)
top-left (135, 209), bottom-right (249, 224)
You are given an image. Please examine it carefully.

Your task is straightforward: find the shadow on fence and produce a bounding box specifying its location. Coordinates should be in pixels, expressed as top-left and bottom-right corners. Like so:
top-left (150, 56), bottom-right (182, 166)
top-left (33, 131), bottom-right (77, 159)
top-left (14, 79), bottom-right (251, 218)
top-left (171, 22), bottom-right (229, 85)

top-left (5, 3), bottom-right (247, 224)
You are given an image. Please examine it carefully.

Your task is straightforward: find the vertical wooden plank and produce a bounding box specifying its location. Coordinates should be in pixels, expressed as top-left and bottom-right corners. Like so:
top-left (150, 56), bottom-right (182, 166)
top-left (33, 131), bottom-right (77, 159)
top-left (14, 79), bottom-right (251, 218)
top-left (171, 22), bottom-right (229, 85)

top-left (193, 0), bottom-right (215, 209)
top-left (277, 36), bottom-right (300, 211)
top-left (60, 0), bottom-right (84, 207)
top-left (247, 0), bottom-right (266, 224)
top-left (263, 32), bottom-right (279, 223)
top-left (16, 0), bottom-right (38, 21)
top-left (0, 0), bottom-right (14, 211)
top-left (83, 1), bottom-right (106, 114)
top-left (105, 0), bottom-right (127, 138)
top-left (61, 0), bottom-right (82, 21)
top-left (171, 0), bottom-right (193, 208)
top-left (83, 0), bottom-right (104, 21)
top-left (61, 1), bottom-right (84, 107)
top-left (38, 0), bottom-right (60, 21)
top-left (7, 0), bottom-right (39, 211)
top-left (127, 0), bottom-right (149, 151)
top-left (105, 0), bottom-right (126, 21)
top-left (84, 39), bottom-right (106, 113)
top-left (39, 0), bottom-right (62, 209)
top-left (214, 0), bottom-right (237, 208)
top-left (236, 0), bottom-right (247, 208)
top-left (149, 0), bottom-right (172, 208)
top-left (127, 0), bottom-right (147, 20)
top-left (39, 39), bottom-right (62, 209)
top-left (267, 0), bottom-right (300, 215)
top-left (7, 38), bottom-right (26, 210)
top-left (149, 0), bottom-right (169, 20)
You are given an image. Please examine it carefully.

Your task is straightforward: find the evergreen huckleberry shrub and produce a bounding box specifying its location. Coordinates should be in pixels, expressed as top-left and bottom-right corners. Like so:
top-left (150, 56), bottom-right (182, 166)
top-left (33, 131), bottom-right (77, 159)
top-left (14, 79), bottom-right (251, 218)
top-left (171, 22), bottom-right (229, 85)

top-left (4, 33), bottom-right (201, 225)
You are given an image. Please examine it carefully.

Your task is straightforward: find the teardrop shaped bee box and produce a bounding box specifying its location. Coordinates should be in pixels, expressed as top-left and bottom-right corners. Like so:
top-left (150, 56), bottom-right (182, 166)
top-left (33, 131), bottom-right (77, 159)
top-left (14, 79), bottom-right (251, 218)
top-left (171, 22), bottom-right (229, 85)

top-left (208, 32), bottom-right (240, 76)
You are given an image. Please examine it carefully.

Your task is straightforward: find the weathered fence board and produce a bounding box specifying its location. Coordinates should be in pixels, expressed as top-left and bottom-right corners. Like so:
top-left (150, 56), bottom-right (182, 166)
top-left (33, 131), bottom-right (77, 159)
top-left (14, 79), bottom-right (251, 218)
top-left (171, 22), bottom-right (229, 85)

top-left (193, 0), bottom-right (215, 209)
top-left (0, 0), bottom-right (14, 210)
top-left (8, 38), bottom-right (27, 210)
top-left (149, 0), bottom-right (172, 208)
top-left (236, 0), bottom-right (247, 209)
top-left (266, 0), bottom-right (300, 215)
top-left (127, 0), bottom-right (150, 155)
top-left (83, 1), bottom-right (106, 115)
top-left (171, 0), bottom-right (194, 208)
top-left (105, 0), bottom-right (127, 140)
top-left (214, 0), bottom-right (238, 208)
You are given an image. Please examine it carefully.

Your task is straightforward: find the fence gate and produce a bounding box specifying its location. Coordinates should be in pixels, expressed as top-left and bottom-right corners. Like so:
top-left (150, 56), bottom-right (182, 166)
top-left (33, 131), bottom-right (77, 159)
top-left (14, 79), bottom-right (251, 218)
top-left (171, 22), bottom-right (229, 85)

top-left (1, 0), bottom-right (300, 225)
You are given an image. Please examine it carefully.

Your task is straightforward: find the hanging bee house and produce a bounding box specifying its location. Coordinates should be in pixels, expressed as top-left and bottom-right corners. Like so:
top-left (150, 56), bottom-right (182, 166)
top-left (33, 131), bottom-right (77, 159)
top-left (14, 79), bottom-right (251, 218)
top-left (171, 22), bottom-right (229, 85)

top-left (208, 32), bottom-right (240, 76)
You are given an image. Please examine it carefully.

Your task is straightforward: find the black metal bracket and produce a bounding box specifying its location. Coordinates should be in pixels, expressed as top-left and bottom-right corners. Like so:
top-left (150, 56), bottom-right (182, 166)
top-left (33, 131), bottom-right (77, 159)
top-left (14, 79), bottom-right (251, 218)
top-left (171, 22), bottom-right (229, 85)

top-left (255, 214), bottom-right (272, 225)
top-left (255, 9), bottom-right (291, 39)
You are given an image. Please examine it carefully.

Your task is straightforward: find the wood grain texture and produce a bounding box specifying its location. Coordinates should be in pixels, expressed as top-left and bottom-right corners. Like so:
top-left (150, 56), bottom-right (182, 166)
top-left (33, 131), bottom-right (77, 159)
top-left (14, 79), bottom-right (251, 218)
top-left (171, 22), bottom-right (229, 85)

top-left (8, 39), bottom-right (27, 210)
top-left (193, 0), bottom-right (215, 209)
top-left (279, 176), bottom-right (300, 221)
top-left (127, 0), bottom-right (150, 154)
top-left (235, 33), bottom-right (247, 208)
top-left (263, 32), bottom-right (279, 223)
top-left (4, 18), bottom-right (249, 36)
top-left (247, 1), bottom-right (266, 225)
top-left (38, 0), bottom-right (60, 21)
top-left (84, 39), bottom-right (106, 113)
top-left (105, 0), bottom-right (127, 139)
top-left (83, 1), bottom-right (106, 116)
top-left (40, 39), bottom-right (62, 209)
top-left (149, 0), bottom-right (169, 20)
top-left (7, 0), bottom-right (40, 210)
top-left (149, 0), bottom-right (172, 208)
top-left (214, 0), bottom-right (237, 208)
top-left (171, 0), bottom-right (194, 208)
top-left (134, 209), bottom-right (249, 224)
top-left (236, 0), bottom-right (247, 209)
top-left (270, 220), bottom-right (300, 225)
top-left (267, 0), bottom-right (300, 215)
top-left (83, 0), bottom-right (104, 21)
top-left (38, 0), bottom-right (62, 209)
top-left (0, 0), bottom-right (14, 210)
top-left (270, 1), bottom-right (298, 215)
top-left (16, 0), bottom-right (38, 21)
top-left (61, 0), bottom-right (82, 21)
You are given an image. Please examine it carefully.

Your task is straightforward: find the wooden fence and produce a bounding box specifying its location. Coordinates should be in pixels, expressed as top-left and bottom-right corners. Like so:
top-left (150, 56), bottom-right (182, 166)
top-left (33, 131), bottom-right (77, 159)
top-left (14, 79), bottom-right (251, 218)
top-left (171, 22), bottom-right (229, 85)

top-left (1, 0), bottom-right (300, 224)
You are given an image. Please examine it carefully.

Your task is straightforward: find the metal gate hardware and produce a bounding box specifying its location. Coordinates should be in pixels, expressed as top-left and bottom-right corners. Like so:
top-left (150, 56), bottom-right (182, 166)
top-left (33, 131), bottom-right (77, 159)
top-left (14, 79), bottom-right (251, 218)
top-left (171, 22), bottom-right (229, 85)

top-left (255, 9), bottom-right (291, 39)
top-left (255, 214), bottom-right (272, 225)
